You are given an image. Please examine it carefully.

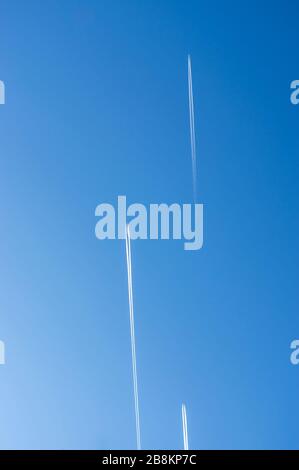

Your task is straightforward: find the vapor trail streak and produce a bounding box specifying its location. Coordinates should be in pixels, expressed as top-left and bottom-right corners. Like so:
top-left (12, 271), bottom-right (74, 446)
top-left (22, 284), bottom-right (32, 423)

top-left (125, 225), bottom-right (141, 450)
top-left (188, 55), bottom-right (197, 203)
top-left (182, 403), bottom-right (189, 450)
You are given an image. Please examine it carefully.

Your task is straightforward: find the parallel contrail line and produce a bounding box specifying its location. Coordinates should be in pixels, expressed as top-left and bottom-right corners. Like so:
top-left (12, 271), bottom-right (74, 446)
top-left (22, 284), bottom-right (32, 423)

top-left (182, 403), bottom-right (189, 450)
top-left (125, 225), bottom-right (141, 450)
top-left (188, 54), bottom-right (197, 203)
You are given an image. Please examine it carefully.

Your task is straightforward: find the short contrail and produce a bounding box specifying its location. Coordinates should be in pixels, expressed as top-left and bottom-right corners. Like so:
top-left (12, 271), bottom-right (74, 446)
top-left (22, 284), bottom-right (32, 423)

top-left (182, 403), bottom-right (189, 450)
top-left (125, 225), bottom-right (141, 450)
top-left (188, 55), bottom-right (197, 203)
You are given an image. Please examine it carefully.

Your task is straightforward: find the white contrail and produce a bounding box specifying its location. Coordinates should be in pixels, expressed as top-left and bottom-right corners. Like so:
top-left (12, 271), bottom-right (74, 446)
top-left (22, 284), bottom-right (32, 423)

top-left (182, 403), bottom-right (189, 450)
top-left (188, 55), bottom-right (197, 203)
top-left (125, 225), bottom-right (141, 450)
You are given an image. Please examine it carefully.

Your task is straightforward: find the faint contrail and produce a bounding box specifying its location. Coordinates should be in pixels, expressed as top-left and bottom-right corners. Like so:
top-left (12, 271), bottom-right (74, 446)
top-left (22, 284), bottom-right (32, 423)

top-left (188, 55), bottom-right (197, 203)
top-left (125, 225), bottom-right (141, 450)
top-left (182, 403), bottom-right (189, 450)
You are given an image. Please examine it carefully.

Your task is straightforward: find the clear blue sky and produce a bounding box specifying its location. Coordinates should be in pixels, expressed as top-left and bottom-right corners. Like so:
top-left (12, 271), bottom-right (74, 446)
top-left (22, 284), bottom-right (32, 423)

top-left (0, 0), bottom-right (298, 449)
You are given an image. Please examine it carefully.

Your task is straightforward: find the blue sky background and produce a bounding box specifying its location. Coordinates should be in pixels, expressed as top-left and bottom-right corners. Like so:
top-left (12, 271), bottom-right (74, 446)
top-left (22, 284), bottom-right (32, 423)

top-left (0, 0), bottom-right (298, 450)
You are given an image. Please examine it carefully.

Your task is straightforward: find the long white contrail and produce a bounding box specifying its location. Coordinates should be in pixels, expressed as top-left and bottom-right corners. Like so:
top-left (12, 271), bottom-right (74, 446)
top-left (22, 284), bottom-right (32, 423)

top-left (125, 225), bottom-right (141, 450)
top-left (182, 403), bottom-right (189, 450)
top-left (188, 55), bottom-right (197, 203)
